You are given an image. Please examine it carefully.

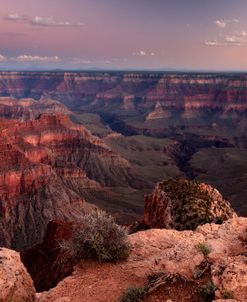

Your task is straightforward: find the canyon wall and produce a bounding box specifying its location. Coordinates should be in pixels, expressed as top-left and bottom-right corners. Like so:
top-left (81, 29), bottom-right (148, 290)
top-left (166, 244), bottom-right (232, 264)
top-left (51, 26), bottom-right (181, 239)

top-left (0, 72), bottom-right (247, 121)
top-left (0, 111), bottom-right (139, 250)
top-left (0, 72), bottom-right (247, 249)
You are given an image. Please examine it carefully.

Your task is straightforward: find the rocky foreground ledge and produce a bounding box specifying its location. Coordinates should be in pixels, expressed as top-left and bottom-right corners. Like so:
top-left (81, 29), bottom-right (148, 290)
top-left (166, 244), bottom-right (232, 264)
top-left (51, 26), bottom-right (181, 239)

top-left (2, 216), bottom-right (246, 302)
top-left (0, 247), bottom-right (35, 302)
top-left (1, 179), bottom-right (246, 302)
top-left (36, 217), bottom-right (247, 302)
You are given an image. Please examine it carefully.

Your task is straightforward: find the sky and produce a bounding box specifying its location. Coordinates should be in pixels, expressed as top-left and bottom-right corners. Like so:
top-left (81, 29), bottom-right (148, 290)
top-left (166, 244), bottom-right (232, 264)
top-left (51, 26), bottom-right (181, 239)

top-left (1, 0), bottom-right (247, 70)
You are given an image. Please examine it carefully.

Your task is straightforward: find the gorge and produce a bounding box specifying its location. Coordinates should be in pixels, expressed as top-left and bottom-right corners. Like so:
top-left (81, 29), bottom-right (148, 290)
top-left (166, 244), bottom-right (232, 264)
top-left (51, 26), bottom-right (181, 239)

top-left (0, 71), bottom-right (247, 250)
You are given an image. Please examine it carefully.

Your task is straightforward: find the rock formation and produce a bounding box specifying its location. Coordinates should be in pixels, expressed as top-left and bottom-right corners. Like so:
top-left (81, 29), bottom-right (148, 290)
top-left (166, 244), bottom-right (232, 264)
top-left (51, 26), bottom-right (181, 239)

top-left (0, 72), bottom-right (247, 125)
top-left (0, 247), bottom-right (35, 302)
top-left (1, 216), bottom-right (246, 301)
top-left (0, 71), bottom-right (246, 301)
top-left (0, 113), bottom-right (139, 250)
top-left (0, 71), bottom-right (247, 216)
top-left (35, 217), bottom-right (247, 302)
top-left (0, 96), bottom-right (70, 120)
top-left (21, 220), bottom-right (78, 292)
top-left (144, 179), bottom-right (236, 230)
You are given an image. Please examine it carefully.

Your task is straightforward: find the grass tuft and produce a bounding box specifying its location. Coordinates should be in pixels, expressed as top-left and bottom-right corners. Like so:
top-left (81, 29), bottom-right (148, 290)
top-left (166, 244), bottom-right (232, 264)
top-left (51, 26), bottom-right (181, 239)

top-left (196, 243), bottom-right (211, 256)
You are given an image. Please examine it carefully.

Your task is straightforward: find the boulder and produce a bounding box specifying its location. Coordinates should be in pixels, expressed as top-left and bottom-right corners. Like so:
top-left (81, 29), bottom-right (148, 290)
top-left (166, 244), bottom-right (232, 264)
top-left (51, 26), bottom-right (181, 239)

top-left (144, 179), bottom-right (236, 230)
top-left (0, 247), bottom-right (35, 302)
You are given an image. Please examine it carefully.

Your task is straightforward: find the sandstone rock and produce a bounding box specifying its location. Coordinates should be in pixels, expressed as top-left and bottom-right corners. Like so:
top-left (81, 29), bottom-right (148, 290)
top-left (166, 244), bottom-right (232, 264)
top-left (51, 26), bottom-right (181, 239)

top-left (37, 217), bottom-right (247, 302)
top-left (214, 300), bottom-right (237, 302)
top-left (212, 256), bottom-right (247, 301)
top-left (0, 72), bottom-right (247, 143)
top-left (1, 72), bottom-right (247, 118)
top-left (0, 96), bottom-right (71, 120)
top-left (144, 179), bottom-right (236, 230)
top-left (146, 101), bottom-right (170, 120)
top-left (0, 247), bottom-right (35, 302)
top-left (21, 220), bottom-right (79, 292)
top-left (0, 113), bottom-right (139, 250)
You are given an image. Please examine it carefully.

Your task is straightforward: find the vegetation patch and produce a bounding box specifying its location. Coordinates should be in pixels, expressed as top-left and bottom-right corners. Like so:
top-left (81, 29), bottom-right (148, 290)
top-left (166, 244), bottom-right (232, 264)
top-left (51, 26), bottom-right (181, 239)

top-left (223, 291), bottom-right (235, 299)
top-left (198, 281), bottom-right (217, 302)
top-left (158, 179), bottom-right (234, 231)
top-left (60, 210), bottom-right (130, 262)
top-left (119, 287), bottom-right (145, 302)
top-left (196, 243), bottom-right (211, 256)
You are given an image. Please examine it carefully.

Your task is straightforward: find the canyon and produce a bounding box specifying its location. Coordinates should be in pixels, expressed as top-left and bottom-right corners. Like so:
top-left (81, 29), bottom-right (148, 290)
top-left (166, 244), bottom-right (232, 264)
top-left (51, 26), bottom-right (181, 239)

top-left (0, 71), bottom-right (247, 301)
top-left (0, 71), bottom-right (247, 251)
top-left (0, 72), bottom-right (247, 124)
top-left (0, 100), bottom-right (142, 249)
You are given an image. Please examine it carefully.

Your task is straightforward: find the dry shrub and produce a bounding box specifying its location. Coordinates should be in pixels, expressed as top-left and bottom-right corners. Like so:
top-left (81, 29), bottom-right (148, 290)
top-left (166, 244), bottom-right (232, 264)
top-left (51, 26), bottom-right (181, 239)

top-left (60, 210), bottom-right (130, 262)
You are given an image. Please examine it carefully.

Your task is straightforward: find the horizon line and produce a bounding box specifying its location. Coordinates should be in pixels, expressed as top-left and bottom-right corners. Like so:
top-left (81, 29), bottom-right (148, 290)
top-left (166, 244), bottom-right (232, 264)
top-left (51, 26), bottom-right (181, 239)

top-left (0, 68), bottom-right (247, 74)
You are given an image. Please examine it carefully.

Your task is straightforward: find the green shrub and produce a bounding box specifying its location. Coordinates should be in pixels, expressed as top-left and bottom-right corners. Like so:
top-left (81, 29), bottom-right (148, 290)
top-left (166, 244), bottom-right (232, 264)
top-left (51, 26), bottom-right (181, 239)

top-left (196, 243), bottom-right (211, 256)
top-left (198, 281), bottom-right (217, 302)
top-left (61, 210), bottom-right (131, 262)
top-left (223, 291), bottom-right (234, 299)
top-left (119, 287), bottom-right (145, 302)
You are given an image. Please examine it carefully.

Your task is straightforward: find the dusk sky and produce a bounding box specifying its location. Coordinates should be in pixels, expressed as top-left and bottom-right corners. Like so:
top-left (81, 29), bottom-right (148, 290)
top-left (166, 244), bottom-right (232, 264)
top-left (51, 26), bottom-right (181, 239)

top-left (1, 0), bottom-right (247, 70)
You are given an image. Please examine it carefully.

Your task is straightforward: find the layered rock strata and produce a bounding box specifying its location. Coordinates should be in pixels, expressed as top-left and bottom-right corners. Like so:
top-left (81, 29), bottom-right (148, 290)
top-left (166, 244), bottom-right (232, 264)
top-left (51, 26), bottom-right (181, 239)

top-left (0, 113), bottom-right (137, 249)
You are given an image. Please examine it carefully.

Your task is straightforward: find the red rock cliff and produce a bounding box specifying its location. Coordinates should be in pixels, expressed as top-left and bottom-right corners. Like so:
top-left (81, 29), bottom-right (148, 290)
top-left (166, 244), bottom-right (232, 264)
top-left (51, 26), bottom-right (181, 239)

top-left (0, 72), bottom-right (247, 120)
top-left (0, 113), bottom-right (136, 250)
top-left (144, 179), bottom-right (236, 230)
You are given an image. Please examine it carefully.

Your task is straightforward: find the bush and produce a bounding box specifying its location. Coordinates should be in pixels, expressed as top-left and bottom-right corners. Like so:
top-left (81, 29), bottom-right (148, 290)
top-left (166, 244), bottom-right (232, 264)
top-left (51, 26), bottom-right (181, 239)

top-left (119, 287), bottom-right (145, 302)
top-left (196, 243), bottom-right (211, 256)
top-left (61, 210), bottom-right (131, 262)
top-left (198, 281), bottom-right (217, 302)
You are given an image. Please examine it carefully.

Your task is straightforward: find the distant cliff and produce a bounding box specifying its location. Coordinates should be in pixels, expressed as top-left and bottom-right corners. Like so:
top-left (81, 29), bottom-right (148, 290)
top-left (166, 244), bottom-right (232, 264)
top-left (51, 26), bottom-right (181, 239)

top-left (0, 96), bottom-right (71, 120)
top-left (0, 72), bottom-right (247, 121)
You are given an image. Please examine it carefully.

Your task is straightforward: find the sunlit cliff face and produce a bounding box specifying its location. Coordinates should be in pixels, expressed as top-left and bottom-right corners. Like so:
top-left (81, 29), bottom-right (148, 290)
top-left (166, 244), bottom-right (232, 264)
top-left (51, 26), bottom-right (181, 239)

top-left (1, 0), bottom-right (247, 70)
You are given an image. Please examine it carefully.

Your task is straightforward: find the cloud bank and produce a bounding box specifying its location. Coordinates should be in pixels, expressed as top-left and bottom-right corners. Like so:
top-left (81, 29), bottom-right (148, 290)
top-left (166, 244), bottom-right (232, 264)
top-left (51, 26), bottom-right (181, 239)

top-left (0, 54), bottom-right (60, 62)
top-left (5, 13), bottom-right (84, 27)
top-left (205, 34), bottom-right (246, 47)
top-left (14, 55), bottom-right (60, 62)
top-left (5, 13), bottom-right (28, 21)
top-left (214, 19), bottom-right (239, 28)
top-left (0, 55), bottom-right (7, 62)
top-left (206, 21), bottom-right (246, 47)
top-left (132, 50), bottom-right (155, 56)
top-left (31, 16), bottom-right (84, 27)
